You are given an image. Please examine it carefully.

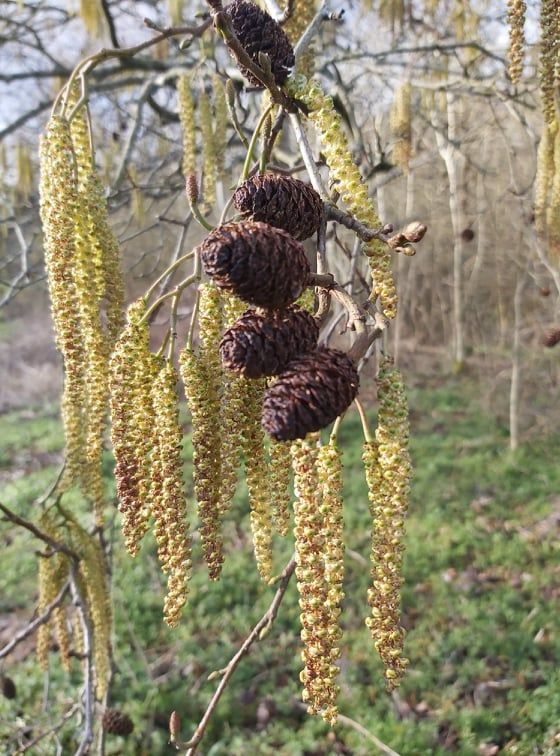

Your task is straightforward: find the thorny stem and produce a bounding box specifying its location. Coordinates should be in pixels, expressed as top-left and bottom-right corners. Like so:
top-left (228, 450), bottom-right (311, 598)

top-left (172, 557), bottom-right (297, 755)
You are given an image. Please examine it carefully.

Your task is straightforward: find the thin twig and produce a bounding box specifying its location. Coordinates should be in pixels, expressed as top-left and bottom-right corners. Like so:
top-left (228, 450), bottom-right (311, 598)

top-left (0, 581), bottom-right (71, 660)
top-left (173, 557), bottom-right (296, 755)
top-left (14, 703), bottom-right (81, 755)
top-left (0, 502), bottom-right (79, 562)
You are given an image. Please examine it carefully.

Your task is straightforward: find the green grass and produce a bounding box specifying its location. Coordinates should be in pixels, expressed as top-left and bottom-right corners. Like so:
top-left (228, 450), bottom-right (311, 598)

top-left (1, 377), bottom-right (559, 755)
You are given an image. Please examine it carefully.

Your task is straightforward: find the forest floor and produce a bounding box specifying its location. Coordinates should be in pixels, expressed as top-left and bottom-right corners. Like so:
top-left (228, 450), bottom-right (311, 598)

top-left (1, 373), bottom-right (559, 755)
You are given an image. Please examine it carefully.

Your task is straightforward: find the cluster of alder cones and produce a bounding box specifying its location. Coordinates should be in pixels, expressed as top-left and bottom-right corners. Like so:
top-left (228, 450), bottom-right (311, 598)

top-left (198, 173), bottom-right (359, 440)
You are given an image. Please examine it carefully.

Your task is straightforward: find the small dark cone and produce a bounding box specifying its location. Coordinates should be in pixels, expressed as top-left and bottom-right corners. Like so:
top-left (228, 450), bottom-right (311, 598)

top-left (225, 0), bottom-right (295, 87)
top-left (102, 709), bottom-right (134, 736)
top-left (541, 326), bottom-right (560, 348)
top-left (1, 676), bottom-right (16, 700)
top-left (198, 221), bottom-right (310, 309)
top-left (262, 348), bottom-right (359, 441)
top-left (233, 175), bottom-right (323, 241)
top-left (220, 307), bottom-right (319, 378)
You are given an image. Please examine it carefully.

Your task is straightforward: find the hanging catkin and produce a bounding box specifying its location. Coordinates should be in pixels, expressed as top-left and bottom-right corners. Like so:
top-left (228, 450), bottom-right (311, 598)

top-left (39, 115), bottom-right (87, 487)
top-left (199, 89), bottom-right (217, 206)
top-left (179, 285), bottom-right (225, 580)
top-left (212, 74), bottom-right (228, 182)
top-left (68, 520), bottom-right (112, 699)
top-left (287, 76), bottom-right (397, 318)
top-left (71, 105), bottom-right (108, 524)
top-left (241, 378), bottom-right (274, 582)
top-left (292, 436), bottom-right (339, 724)
top-left (506, 0), bottom-right (526, 84)
top-left (269, 440), bottom-right (292, 536)
top-left (539, 0), bottom-right (560, 125)
top-left (283, 0), bottom-right (318, 77)
top-left (151, 361), bottom-right (193, 628)
top-left (534, 121), bottom-right (557, 238)
top-left (110, 300), bottom-right (153, 556)
top-left (177, 75), bottom-right (197, 178)
top-left (36, 514), bottom-right (71, 673)
top-left (363, 359), bottom-right (411, 689)
top-left (547, 124), bottom-right (560, 260)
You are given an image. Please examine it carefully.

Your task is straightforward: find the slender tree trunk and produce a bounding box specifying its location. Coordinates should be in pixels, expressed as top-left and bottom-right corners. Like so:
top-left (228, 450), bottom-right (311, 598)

top-left (434, 92), bottom-right (468, 369)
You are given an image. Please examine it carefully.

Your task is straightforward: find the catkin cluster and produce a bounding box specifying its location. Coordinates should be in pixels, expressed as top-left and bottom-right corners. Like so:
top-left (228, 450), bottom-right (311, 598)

top-left (177, 75), bottom-right (229, 205)
top-left (287, 75), bottom-right (397, 318)
top-left (363, 359), bottom-right (411, 689)
top-left (534, 119), bottom-right (560, 260)
top-left (111, 299), bottom-right (192, 625)
top-left (292, 436), bottom-right (341, 724)
top-left (283, 0), bottom-right (318, 76)
top-left (40, 107), bottom-right (124, 520)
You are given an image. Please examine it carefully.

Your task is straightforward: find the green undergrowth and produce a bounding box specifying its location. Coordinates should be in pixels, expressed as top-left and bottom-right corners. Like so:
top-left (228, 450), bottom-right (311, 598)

top-left (0, 376), bottom-right (559, 755)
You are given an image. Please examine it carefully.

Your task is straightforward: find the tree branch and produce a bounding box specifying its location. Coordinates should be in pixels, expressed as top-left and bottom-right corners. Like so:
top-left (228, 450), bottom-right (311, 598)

top-left (171, 557), bottom-right (297, 755)
top-left (0, 501), bottom-right (79, 562)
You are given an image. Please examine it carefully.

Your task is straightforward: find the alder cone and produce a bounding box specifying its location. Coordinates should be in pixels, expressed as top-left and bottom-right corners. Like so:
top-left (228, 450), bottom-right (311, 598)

top-left (1, 676), bottom-right (16, 700)
top-left (541, 326), bottom-right (560, 348)
top-left (198, 221), bottom-right (310, 309)
top-left (262, 348), bottom-right (359, 441)
top-left (225, 0), bottom-right (295, 86)
top-left (102, 709), bottom-right (134, 736)
top-left (233, 175), bottom-right (323, 241)
top-left (220, 307), bottom-right (319, 378)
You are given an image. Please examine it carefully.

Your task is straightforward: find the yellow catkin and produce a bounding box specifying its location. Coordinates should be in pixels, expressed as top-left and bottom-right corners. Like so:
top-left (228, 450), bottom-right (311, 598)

top-left (39, 115), bottom-right (87, 487)
top-left (390, 82), bottom-right (412, 172)
top-left (241, 379), bottom-right (273, 582)
top-left (539, 0), bottom-right (560, 125)
top-left (292, 436), bottom-right (339, 723)
top-left (36, 514), bottom-right (71, 673)
top-left (71, 106), bottom-right (108, 524)
top-left (110, 299), bottom-right (153, 556)
top-left (179, 284), bottom-right (225, 579)
top-left (212, 74), bottom-right (228, 182)
top-left (547, 124), bottom-right (560, 260)
top-left (151, 361), bottom-right (193, 627)
top-left (269, 440), bottom-right (292, 536)
top-left (363, 358), bottom-right (411, 689)
top-left (220, 371), bottom-right (244, 512)
top-left (177, 75), bottom-right (197, 178)
top-left (68, 521), bottom-right (112, 699)
top-left (287, 76), bottom-right (397, 318)
top-left (535, 120), bottom-right (557, 237)
top-left (380, 0), bottom-right (405, 34)
top-left (15, 143), bottom-right (33, 202)
top-left (199, 89), bottom-right (217, 207)
top-left (79, 0), bottom-right (104, 37)
top-left (283, 0), bottom-right (318, 76)
top-left (507, 0), bottom-right (526, 84)
top-left (316, 439), bottom-right (345, 724)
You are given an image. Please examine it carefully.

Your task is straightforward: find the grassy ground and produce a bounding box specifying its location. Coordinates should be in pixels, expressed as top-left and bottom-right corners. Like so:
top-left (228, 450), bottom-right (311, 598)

top-left (0, 375), bottom-right (559, 755)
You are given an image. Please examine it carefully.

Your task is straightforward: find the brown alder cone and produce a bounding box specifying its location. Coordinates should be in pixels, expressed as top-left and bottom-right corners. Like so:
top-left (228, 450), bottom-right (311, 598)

top-left (1, 676), bottom-right (16, 700)
top-left (198, 221), bottom-right (310, 309)
top-left (262, 348), bottom-right (359, 441)
top-left (233, 174), bottom-right (323, 240)
top-left (224, 0), bottom-right (295, 86)
top-left (220, 306), bottom-right (319, 378)
top-left (102, 709), bottom-right (134, 736)
top-left (541, 326), bottom-right (560, 348)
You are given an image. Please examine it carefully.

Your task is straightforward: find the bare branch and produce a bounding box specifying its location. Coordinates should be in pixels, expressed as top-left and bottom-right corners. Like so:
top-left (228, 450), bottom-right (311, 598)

top-left (0, 501), bottom-right (79, 562)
